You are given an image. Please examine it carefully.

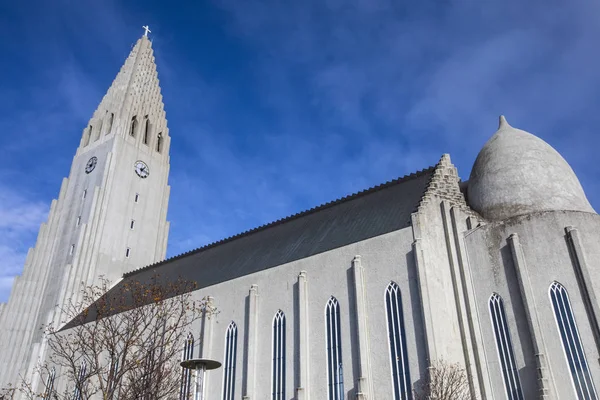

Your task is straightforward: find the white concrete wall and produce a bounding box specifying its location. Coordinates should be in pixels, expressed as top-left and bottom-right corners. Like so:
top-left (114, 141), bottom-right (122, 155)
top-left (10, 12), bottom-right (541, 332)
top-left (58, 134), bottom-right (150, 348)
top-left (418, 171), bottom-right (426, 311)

top-left (185, 227), bottom-right (427, 400)
top-left (465, 210), bottom-right (600, 399)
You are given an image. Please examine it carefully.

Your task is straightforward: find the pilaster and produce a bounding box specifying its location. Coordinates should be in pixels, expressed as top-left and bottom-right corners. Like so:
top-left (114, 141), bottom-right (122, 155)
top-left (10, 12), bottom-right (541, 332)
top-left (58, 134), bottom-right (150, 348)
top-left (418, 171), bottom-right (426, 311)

top-left (508, 233), bottom-right (554, 399)
top-left (296, 271), bottom-right (309, 400)
top-left (565, 226), bottom-right (600, 361)
top-left (243, 284), bottom-right (259, 400)
top-left (351, 255), bottom-right (373, 399)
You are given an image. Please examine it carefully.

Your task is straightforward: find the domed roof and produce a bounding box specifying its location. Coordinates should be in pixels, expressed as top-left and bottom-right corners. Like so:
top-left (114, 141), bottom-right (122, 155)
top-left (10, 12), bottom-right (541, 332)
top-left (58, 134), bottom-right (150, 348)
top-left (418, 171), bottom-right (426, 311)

top-left (467, 116), bottom-right (595, 220)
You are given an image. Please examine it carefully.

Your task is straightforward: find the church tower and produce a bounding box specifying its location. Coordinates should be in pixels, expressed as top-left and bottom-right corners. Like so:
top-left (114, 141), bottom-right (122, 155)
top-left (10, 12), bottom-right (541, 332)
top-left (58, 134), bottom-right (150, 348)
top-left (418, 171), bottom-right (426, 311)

top-left (0, 32), bottom-right (171, 387)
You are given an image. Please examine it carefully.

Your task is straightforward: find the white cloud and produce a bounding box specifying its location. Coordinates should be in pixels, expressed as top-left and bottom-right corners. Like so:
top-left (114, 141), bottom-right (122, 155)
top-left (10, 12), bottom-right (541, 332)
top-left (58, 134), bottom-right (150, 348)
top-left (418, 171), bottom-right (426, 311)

top-left (0, 186), bottom-right (48, 303)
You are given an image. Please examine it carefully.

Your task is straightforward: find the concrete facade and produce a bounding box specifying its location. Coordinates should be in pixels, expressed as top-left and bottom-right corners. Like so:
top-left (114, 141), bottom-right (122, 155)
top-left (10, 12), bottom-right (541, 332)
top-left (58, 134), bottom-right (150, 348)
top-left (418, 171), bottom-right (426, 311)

top-left (1, 32), bottom-right (599, 400)
top-left (0, 35), bottom-right (171, 388)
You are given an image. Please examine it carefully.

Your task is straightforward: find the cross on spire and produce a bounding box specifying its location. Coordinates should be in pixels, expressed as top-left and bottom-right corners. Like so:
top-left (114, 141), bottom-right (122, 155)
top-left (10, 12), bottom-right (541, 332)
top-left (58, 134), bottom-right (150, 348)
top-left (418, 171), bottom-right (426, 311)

top-left (142, 25), bottom-right (151, 37)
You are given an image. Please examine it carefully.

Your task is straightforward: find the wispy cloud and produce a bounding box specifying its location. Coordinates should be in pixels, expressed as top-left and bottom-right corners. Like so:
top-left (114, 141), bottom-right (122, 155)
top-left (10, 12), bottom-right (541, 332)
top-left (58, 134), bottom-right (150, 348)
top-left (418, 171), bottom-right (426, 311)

top-left (1, 0), bottom-right (599, 297)
top-left (0, 186), bottom-right (49, 302)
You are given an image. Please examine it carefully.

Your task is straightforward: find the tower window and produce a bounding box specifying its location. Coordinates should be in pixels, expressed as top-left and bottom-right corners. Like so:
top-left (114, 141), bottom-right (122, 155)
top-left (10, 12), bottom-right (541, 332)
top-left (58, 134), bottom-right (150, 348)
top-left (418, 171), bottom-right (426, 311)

top-left (134, 193), bottom-right (139, 203)
top-left (143, 115), bottom-right (150, 145)
top-left (69, 245), bottom-right (75, 255)
top-left (272, 310), bottom-right (286, 400)
top-left (125, 248), bottom-right (131, 258)
top-left (76, 216), bottom-right (81, 226)
top-left (130, 220), bottom-right (135, 230)
top-left (83, 125), bottom-right (92, 147)
top-left (325, 296), bottom-right (344, 400)
top-left (130, 116), bottom-right (138, 137)
top-left (82, 190), bottom-right (87, 200)
top-left (489, 293), bottom-right (524, 400)
top-left (156, 132), bottom-right (163, 153)
top-left (179, 333), bottom-right (194, 399)
top-left (106, 113), bottom-right (114, 135)
top-left (385, 282), bottom-right (412, 400)
top-left (549, 282), bottom-right (598, 399)
top-left (222, 322), bottom-right (238, 400)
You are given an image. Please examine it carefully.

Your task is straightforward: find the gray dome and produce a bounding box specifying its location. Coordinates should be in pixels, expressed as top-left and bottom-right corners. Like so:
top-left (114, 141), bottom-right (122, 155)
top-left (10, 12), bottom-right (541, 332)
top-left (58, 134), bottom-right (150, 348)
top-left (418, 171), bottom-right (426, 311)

top-left (467, 116), bottom-right (595, 220)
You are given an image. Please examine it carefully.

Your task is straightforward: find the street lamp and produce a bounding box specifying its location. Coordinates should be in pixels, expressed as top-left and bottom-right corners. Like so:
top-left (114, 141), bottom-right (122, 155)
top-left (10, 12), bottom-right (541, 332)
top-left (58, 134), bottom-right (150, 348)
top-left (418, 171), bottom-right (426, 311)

top-left (180, 358), bottom-right (221, 400)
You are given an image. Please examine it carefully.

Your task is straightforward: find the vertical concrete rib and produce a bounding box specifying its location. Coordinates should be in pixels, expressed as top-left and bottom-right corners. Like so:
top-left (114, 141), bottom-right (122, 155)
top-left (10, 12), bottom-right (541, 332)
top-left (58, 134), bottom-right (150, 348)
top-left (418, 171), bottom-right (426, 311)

top-left (243, 285), bottom-right (259, 399)
top-left (296, 271), bottom-right (309, 400)
top-left (351, 255), bottom-right (373, 399)
top-left (508, 233), bottom-right (554, 399)
top-left (565, 226), bottom-right (600, 361)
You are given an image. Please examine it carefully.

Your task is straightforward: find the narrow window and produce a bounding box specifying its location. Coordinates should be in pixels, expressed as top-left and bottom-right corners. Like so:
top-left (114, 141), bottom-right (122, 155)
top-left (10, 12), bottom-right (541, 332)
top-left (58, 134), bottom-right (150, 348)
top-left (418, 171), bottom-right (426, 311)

top-left (489, 293), bottom-right (524, 400)
top-left (107, 359), bottom-right (120, 396)
top-left (325, 296), bottom-right (344, 400)
top-left (73, 360), bottom-right (87, 400)
top-left (143, 115), bottom-right (150, 145)
top-left (549, 282), bottom-right (598, 399)
top-left (180, 333), bottom-right (194, 400)
top-left (106, 113), bottom-right (114, 135)
top-left (82, 125), bottom-right (92, 147)
top-left (142, 348), bottom-right (156, 396)
top-left (385, 282), bottom-right (412, 400)
top-left (76, 216), bottom-right (81, 226)
top-left (42, 367), bottom-right (56, 400)
top-left (69, 245), bottom-right (75, 256)
top-left (125, 248), bottom-right (130, 258)
top-left (222, 322), bottom-right (238, 400)
top-left (272, 310), bottom-right (286, 400)
top-left (156, 132), bottom-right (163, 153)
top-left (130, 220), bottom-right (135, 230)
top-left (130, 116), bottom-right (138, 137)
top-left (134, 193), bottom-right (139, 203)
top-left (82, 190), bottom-right (87, 200)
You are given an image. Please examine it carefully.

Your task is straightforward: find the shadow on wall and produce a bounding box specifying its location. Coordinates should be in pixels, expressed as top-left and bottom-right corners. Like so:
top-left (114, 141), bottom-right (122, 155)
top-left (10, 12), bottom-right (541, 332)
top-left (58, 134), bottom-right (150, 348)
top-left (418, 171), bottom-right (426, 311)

top-left (346, 265), bottom-right (359, 400)
top-left (242, 294), bottom-right (250, 396)
top-left (499, 240), bottom-right (538, 396)
top-left (293, 279), bottom-right (300, 394)
top-left (405, 250), bottom-right (428, 394)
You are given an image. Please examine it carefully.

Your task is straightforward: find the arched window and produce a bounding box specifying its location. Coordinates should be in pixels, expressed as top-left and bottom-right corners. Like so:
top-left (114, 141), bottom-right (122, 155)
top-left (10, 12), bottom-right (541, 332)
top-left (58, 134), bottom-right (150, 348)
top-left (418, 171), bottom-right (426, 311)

top-left (325, 296), bottom-right (344, 400)
top-left (107, 359), bottom-right (120, 396)
top-left (180, 333), bottom-right (194, 400)
top-left (106, 113), bottom-right (114, 135)
top-left (156, 132), bottom-right (163, 153)
top-left (42, 367), bottom-right (56, 400)
top-left (489, 293), bottom-right (524, 400)
top-left (222, 322), bottom-right (238, 400)
top-left (385, 282), bottom-right (411, 400)
top-left (549, 282), bottom-right (598, 399)
top-left (272, 310), bottom-right (286, 400)
top-left (130, 116), bottom-right (138, 137)
top-left (73, 360), bottom-right (87, 400)
top-left (143, 115), bottom-right (150, 145)
top-left (83, 125), bottom-right (92, 146)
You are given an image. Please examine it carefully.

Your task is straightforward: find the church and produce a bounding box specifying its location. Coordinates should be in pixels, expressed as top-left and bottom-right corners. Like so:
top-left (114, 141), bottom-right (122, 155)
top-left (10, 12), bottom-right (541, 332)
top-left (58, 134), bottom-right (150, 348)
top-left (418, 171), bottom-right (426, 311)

top-left (1, 31), bottom-right (599, 400)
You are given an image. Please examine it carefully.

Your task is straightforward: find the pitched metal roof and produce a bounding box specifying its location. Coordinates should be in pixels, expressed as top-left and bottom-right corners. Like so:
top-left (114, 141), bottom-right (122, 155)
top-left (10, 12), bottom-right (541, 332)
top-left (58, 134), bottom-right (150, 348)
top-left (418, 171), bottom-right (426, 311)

top-left (126, 165), bottom-right (434, 281)
top-left (61, 164), bottom-right (435, 330)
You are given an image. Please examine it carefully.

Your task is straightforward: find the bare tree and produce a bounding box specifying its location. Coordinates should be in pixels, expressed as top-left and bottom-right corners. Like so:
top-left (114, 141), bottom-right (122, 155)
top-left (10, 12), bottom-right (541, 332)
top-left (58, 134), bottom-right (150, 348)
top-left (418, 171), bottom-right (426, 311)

top-left (5, 275), bottom-right (213, 400)
top-left (415, 359), bottom-right (476, 400)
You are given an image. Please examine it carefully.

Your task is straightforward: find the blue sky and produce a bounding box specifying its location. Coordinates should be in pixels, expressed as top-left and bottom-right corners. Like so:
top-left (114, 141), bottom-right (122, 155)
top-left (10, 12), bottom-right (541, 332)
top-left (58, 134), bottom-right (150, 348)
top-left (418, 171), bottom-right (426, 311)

top-left (1, 0), bottom-right (599, 302)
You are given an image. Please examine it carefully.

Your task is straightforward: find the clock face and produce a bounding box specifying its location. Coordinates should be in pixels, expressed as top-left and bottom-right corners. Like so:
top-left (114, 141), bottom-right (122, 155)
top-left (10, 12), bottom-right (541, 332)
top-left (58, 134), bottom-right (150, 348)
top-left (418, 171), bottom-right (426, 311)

top-left (85, 157), bottom-right (97, 174)
top-left (134, 160), bottom-right (150, 178)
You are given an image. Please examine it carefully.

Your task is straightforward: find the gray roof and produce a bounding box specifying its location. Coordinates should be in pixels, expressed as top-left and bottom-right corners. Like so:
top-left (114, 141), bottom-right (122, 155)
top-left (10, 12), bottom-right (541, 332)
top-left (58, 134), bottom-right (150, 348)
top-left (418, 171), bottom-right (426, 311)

top-left (62, 164), bottom-right (435, 329)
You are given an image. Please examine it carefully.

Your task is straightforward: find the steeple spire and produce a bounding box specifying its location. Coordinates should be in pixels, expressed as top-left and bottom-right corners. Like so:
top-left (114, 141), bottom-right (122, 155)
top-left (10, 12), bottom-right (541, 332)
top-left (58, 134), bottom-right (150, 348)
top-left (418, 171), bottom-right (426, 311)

top-left (81, 32), bottom-right (169, 150)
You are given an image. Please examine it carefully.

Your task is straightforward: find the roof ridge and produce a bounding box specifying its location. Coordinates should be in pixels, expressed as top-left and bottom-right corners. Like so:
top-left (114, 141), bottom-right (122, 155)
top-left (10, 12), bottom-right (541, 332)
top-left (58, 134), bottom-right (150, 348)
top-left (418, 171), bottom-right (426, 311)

top-left (123, 165), bottom-right (436, 277)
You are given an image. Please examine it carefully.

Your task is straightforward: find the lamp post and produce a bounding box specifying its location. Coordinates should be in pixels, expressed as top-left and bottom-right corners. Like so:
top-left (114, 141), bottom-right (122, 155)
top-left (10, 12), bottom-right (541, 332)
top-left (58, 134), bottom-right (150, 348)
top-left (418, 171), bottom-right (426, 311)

top-left (180, 358), bottom-right (221, 400)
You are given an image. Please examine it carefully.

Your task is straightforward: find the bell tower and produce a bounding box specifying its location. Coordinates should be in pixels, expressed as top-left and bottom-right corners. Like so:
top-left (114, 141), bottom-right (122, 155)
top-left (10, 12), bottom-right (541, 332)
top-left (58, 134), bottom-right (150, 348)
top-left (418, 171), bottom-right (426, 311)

top-left (0, 31), bottom-right (171, 387)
